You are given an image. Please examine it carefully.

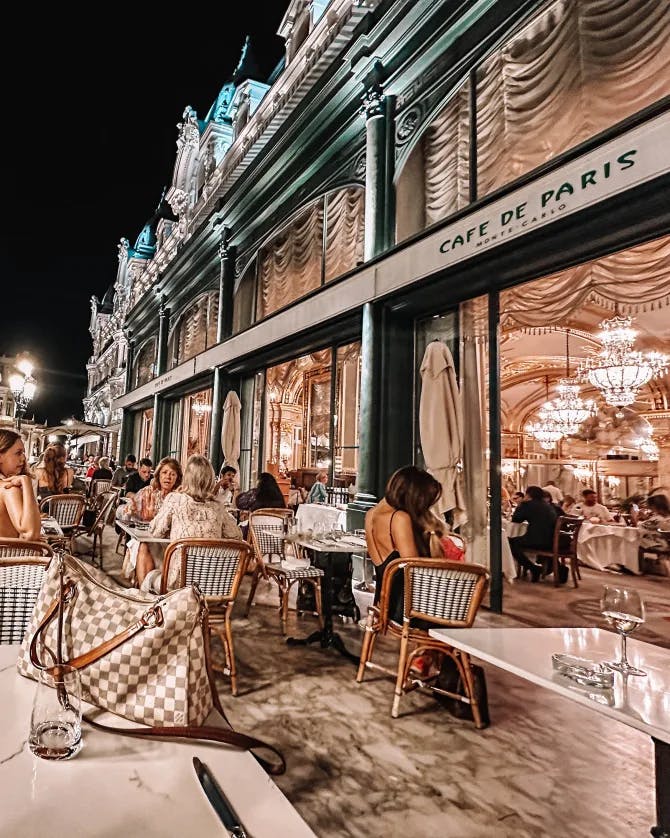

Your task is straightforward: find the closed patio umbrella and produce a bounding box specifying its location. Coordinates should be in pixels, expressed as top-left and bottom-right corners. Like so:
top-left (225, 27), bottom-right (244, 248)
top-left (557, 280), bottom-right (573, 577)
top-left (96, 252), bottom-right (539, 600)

top-left (221, 391), bottom-right (241, 472)
top-left (419, 341), bottom-right (467, 525)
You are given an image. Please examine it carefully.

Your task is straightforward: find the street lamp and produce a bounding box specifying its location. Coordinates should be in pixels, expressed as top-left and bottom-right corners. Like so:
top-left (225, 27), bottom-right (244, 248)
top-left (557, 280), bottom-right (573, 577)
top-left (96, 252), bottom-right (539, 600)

top-left (9, 359), bottom-right (37, 432)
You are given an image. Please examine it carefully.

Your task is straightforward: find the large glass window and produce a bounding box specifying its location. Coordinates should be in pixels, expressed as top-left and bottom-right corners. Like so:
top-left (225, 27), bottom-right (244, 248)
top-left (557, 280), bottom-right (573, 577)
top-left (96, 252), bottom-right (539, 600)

top-left (133, 339), bottom-right (157, 388)
top-left (476, 0), bottom-right (670, 197)
top-left (168, 291), bottom-right (219, 369)
top-left (234, 187), bottom-right (365, 331)
top-left (179, 388), bottom-right (213, 464)
top-left (334, 342), bottom-right (361, 485)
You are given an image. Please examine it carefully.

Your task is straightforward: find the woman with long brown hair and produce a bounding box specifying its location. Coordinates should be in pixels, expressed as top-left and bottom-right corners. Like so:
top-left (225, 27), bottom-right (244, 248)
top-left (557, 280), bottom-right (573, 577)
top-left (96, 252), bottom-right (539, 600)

top-left (33, 442), bottom-right (74, 500)
top-left (365, 465), bottom-right (448, 623)
top-left (0, 430), bottom-right (41, 540)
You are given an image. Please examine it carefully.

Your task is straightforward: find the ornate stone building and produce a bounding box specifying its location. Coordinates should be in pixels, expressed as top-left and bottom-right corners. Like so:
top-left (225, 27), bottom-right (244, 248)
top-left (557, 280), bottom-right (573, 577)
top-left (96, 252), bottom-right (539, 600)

top-left (97, 0), bottom-right (669, 612)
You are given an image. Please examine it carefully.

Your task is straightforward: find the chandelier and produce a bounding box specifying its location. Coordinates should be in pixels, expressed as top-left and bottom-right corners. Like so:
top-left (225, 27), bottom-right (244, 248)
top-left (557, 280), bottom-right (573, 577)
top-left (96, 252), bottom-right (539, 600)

top-left (635, 434), bottom-right (660, 461)
top-left (579, 314), bottom-right (669, 409)
top-left (572, 464), bottom-right (592, 483)
top-left (543, 331), bottom-right (596, 435)
top-left (526, 377), bottom-right (564, 450)
top-left (191, 394), bottom-right (212, 417)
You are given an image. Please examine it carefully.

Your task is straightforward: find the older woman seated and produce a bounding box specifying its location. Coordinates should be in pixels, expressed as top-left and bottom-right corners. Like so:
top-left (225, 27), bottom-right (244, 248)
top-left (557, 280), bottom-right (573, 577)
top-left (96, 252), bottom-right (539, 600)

top-left (141, 455), bottom-right (242, 592)
top-left (118, 456), bottom-right (182, 585)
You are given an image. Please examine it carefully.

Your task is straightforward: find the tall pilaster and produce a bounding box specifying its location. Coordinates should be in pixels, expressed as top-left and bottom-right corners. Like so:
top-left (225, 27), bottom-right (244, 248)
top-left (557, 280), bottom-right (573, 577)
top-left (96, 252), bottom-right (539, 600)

top-left (124, 336), bottom-right (135, 394)
top-left (156, 297), bottom-right (170, 377)
top-left (362, 69), bottom-right (395, 260)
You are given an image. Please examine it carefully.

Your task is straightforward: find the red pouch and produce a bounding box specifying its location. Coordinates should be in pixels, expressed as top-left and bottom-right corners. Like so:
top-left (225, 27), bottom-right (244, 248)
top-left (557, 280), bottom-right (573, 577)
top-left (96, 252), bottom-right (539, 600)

top-left (440, 536), bottom-right (465, 562)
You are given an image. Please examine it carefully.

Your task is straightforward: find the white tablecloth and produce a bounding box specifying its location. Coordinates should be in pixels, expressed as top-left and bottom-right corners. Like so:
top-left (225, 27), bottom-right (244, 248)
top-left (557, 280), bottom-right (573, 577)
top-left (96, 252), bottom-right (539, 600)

top-left (503, 519), bottom-right (528, 539)
top-left (296, 503), bottom-right (347, 532)
top-left (577, 522), bottom-right (641, 574)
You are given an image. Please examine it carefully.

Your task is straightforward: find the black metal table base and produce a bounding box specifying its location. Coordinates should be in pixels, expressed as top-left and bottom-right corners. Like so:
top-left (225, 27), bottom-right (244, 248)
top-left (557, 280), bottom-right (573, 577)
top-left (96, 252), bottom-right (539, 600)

top-left (287, 547), bottom-right (359, 664)
top-left (652, 738), bottom-right (670, 838)
top-left (287, 627), bottom-right (359, 664)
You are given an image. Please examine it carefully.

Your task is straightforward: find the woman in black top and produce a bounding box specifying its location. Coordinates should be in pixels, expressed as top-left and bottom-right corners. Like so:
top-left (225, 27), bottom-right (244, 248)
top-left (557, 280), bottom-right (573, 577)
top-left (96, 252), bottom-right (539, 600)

top-left (235, 472), bottom-right (287, 511)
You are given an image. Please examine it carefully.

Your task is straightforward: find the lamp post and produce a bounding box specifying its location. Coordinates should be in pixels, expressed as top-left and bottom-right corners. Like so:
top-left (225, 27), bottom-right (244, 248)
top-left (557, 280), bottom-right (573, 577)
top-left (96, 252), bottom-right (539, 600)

top-left (9, 358), bottom-right (37, 432)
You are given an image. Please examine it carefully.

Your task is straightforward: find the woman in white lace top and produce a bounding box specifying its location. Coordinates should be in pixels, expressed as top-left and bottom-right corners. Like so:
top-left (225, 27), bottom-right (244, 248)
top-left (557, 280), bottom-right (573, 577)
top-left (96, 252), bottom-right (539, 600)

top-left (145, 455), bottom-right (242, 590)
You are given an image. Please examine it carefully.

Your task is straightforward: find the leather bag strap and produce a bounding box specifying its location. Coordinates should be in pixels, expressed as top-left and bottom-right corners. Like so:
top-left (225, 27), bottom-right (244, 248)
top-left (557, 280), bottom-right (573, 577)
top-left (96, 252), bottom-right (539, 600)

top-left (29, 582), bottom-right (164, 673)
top-left (83, 716), bottom-right (286, 775)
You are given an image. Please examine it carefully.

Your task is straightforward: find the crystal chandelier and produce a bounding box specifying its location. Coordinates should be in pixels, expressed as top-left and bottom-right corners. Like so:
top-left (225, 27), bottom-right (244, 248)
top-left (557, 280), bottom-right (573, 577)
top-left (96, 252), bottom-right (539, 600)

top-left (191, 394), bottom-right (212, 417)
top-left (579, 314), bottom-right (669, 409)
top-left (635, 434), bottom-right (660, 461)
top-left (526, 378), bottom-right (564, 450)
top-left (543, 331), bottom-right (596, 435)
top-left (572, 464), bottom-right (592, 483)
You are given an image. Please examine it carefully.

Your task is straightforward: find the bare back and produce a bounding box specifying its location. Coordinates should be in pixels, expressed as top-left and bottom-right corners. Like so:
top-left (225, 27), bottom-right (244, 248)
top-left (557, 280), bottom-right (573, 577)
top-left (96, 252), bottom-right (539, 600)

top-left (0, 476), bottom-right (42, 540)
top-left (365, 499), bottom-right (421, 566)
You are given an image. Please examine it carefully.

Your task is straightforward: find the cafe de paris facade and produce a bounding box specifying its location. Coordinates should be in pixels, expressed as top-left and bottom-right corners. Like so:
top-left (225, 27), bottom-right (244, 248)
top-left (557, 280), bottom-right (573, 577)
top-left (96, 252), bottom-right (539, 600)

top-left (90, 0), bottom-right (670, 610)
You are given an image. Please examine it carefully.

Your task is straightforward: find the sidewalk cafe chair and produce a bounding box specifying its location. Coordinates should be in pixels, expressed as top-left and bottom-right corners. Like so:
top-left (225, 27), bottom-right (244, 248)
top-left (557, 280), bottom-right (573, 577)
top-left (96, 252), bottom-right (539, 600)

top-left (245, 509), bottom-right (324, 635)
top-left (39, 493), bottom-right (87, 539)
top-left (160, 537), bottom-right (251, 696)
top-left (89, 478), bottom-right (112, 499)
top-left (531, 515), bottom-right (584, 587)
top-left (69, 491), bottom-right (117, 569)
top-left (0, 540), bottom-right (53, 645)
top-left (356, 557), bottom-right (489, 723)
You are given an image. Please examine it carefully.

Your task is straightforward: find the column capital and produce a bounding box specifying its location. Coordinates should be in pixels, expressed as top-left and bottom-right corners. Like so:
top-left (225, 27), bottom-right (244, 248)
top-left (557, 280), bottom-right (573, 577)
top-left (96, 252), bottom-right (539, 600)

top-left (158, 296), bottom-right (169, 318)
top-left (218, 226), bottom-right (232, 262)
top-left (361, 82), bottom-right (385, 119)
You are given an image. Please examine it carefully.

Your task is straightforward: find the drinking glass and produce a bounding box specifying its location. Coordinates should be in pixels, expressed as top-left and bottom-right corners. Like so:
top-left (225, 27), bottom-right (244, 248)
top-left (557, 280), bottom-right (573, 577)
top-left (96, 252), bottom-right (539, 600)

top-left (600, 585), bottom-right (647, 677)
top-left (29, 665), bottom-right (83, 760)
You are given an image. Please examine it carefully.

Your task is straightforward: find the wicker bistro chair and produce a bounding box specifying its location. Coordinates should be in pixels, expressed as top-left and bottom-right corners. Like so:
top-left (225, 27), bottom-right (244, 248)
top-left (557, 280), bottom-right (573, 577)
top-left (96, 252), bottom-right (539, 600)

top-left (68, 491), bottom-right (118, 569)
top-left (530, 515), bottom-right (584, 587)
top-left (356, 558), bottom-right (489, 722)
top-left (89, 478), bottom-right (112, 499)
top-left (160, 538), bottom-right (252, 696)
top-left (39, 493), bottom-right (87, 536)
top-left (0, 540), bottom-right (53, 645)
top-left (244, 509), bottom-right (324, 635)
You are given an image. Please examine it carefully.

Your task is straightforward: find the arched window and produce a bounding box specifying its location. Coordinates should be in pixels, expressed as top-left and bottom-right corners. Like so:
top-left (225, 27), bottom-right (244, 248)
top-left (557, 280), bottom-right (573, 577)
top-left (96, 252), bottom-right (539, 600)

top-left (168, 291), bottom-right (219, 369)
top-left (133, 338), bottom-right (157, 388)
top-left (238, 186), bottom-right (365, 326)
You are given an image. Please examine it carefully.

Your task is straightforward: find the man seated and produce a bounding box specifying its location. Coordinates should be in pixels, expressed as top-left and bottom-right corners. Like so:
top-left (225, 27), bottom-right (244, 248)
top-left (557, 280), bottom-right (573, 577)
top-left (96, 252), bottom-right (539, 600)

top-left (112, 454), bottom-right (137, 489)
top-left (125, 458), bottom-right (152, 498)
top-left (509, 485), bottom-right (558, 582)
top-left (215, 465), bottom-right (237, 506)
top-left (573, 488), bottom-right (613, 523)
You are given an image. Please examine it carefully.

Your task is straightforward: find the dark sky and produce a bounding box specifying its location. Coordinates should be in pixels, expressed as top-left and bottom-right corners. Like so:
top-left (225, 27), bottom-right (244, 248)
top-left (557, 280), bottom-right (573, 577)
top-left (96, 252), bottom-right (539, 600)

top-left (1, 5), bottom-right (286, 426)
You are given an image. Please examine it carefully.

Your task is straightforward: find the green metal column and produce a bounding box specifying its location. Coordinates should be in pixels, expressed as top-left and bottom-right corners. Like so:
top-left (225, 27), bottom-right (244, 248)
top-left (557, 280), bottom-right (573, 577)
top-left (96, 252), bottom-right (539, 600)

top-left (118, 409), bottom-right (135, 461)
top-left (362, 68), bottom-right (395, 259)
top-left (349, 301), bottom-right (383, 529)
top-left (151, 395), bottom-right (165, 462)
top-left (488, 291), bottom-right (503, 613)
top-left (349, 69), bottom-right (395, 530)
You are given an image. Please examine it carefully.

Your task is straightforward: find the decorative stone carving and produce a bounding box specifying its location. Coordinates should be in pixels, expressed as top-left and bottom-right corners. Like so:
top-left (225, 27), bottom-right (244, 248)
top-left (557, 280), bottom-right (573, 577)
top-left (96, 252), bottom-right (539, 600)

top-left (352, 150), bottom-right (366, 180)
top-left (396, 106), bottom-right (422, 144)
top-left (177, 106), bottom-right (200, 150)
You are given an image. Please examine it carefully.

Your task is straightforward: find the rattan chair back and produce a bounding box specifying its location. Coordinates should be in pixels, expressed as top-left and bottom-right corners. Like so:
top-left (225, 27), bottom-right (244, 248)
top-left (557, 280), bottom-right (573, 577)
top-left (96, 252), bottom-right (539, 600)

top-left (39, 494), bottom-right (87, 529)
top-left (90, 479), bottom-right (112, 498)
top-left (0, 541), bottom-right (53, 645)
top-left (160, 537), bottom-right (251, 597)
top-left (248, 510), bottom-right (291, 567)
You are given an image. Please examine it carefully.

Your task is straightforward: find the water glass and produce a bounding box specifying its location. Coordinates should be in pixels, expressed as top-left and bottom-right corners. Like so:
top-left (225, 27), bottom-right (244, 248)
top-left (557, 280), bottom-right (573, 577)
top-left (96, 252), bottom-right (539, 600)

top-left (29, 665), bottom-right (83, 760)
top-left (600, 585), bottom-right (647, 677)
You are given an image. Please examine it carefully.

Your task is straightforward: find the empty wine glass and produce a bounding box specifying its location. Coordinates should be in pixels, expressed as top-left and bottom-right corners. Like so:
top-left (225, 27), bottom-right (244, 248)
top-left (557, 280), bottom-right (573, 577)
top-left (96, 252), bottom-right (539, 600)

top-left (600, 585), bottom-right (647, 677)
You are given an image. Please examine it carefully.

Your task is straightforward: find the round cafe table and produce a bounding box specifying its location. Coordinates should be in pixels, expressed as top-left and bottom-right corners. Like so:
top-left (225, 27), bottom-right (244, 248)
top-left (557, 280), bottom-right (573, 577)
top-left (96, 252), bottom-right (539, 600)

top-left (576, 521), bottom-right (641, 574)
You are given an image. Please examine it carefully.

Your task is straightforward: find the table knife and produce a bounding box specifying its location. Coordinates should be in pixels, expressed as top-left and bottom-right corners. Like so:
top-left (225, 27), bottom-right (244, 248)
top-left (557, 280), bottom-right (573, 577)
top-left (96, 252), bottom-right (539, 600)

top-left (193, 756), bottom-right (248, 837)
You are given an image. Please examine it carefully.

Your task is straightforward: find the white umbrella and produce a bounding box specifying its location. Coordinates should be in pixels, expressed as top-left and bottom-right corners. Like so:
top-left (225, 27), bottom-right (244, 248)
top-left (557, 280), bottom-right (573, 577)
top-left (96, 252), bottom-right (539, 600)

top-left (419, 341), bottom-right (467, 525)
top-left (221, 391), bottom-right (241, 472)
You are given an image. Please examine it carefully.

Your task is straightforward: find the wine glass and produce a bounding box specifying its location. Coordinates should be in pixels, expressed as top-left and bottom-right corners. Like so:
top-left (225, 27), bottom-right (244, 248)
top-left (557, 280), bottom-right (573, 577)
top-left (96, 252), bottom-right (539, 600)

top-left (600, 585), bottom-right (647, 676)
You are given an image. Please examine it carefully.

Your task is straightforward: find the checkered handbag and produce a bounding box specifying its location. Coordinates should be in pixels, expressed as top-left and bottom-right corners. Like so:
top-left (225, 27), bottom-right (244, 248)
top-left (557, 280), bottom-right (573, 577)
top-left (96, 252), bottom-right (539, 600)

top-left (16, 553), bottom-right (286, 773)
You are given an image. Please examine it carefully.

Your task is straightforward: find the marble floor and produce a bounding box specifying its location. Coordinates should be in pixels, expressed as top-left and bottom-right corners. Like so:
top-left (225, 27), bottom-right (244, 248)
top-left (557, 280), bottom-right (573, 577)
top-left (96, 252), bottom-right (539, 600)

top-left (97, 530), bottom-right (669, 837)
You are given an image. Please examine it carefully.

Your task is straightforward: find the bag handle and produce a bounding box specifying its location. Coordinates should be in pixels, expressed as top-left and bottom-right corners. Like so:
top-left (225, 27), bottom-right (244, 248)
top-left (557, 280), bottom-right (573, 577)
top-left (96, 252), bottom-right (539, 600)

top-left (83, 716), bottom-right (286, 775)
top-left (29, 580), bottom-right (164, 673)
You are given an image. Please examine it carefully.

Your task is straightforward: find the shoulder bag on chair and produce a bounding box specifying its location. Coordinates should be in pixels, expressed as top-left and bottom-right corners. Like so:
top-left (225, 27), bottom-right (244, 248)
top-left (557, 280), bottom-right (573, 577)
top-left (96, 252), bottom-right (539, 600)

top-left (17, 551), bottom-right (285, 775)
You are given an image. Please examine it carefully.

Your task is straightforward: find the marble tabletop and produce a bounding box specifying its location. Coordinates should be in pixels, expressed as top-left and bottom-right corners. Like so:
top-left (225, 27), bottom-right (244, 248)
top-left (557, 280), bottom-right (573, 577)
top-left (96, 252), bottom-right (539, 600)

top-left (0, 645), bottom-right (315, 837)
top-left (427, 627), bottom-right (670, 744)
top-left (115, 519), bottom-right (171, 544)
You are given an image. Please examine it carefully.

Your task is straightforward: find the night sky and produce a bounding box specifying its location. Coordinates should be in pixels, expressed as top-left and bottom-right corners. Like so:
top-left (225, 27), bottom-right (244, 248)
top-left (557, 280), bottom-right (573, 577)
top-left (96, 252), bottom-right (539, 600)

top-left (1, 5), bottom-right (286, 426)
